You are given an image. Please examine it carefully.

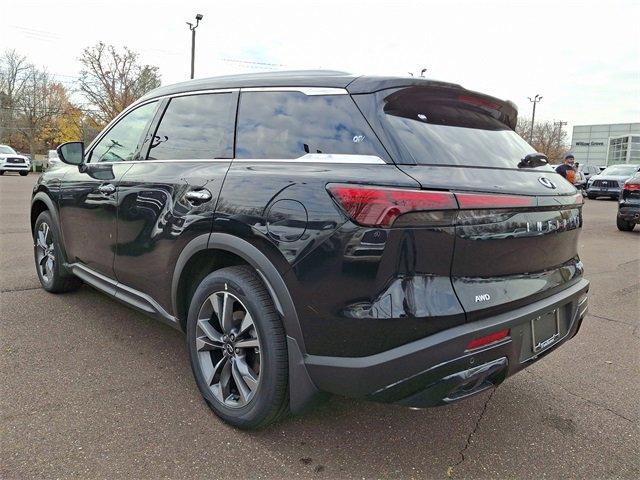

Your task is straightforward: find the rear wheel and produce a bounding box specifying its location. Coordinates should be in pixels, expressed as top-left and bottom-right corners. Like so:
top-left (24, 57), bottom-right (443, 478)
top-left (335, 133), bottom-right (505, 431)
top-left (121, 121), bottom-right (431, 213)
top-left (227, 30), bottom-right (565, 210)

top-left (0, 170), bottom-right (4, 175)
top-left (34, 211), bottom-right (82, 293)
top-left (617, 215), bottom-right (635, 231)
top-left (187, 266), bottom-right (289, 429)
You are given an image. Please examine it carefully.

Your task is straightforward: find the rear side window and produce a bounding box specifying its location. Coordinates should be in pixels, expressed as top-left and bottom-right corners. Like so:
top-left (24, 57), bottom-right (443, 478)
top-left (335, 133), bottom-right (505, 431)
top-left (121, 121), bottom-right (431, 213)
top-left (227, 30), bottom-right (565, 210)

top-left (147, 93), bottom-right (236, 160)
top-left (235, 91), bottom-right (387, 160)
top-left (358, 86), bottom-right (536, 169)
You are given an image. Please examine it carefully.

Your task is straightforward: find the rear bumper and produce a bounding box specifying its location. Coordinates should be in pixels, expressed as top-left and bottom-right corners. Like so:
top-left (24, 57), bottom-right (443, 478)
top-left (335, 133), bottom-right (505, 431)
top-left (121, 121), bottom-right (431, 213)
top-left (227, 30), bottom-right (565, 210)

top-left (618, 205), bottom-right (640, 223)
top-left (305, 278), bottom-right (589, 407)
top-left (587, 186), bottom-right (619, 197)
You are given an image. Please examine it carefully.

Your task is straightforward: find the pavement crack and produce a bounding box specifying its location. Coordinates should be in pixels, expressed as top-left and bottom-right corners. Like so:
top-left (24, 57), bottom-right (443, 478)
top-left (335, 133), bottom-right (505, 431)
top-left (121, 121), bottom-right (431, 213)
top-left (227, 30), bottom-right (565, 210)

top-left (0, 286), bottom-right (41, 293)
top-left (588, 313), bottom-right (634, 327)
top-left (450, 388), bottom-right (496, 474)
top-left (526, 370), bottom-right (635, 423)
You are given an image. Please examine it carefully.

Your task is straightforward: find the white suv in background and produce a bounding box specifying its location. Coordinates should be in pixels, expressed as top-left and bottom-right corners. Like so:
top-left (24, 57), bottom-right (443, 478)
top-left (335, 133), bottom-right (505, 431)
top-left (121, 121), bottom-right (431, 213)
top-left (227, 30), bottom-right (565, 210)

top-left (0, 145), bottom-right (31, 176)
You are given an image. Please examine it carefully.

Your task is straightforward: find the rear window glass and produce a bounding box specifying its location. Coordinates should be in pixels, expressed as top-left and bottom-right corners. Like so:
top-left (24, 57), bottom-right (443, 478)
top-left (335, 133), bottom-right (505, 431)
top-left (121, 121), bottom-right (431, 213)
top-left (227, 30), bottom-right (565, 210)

top-left (235, 91), bottom-right (388, 160)
top-left (601, 165), bottom-right (639, 176)
top-left (362, 86), bottom-right (536, 168)
top-left (147, 93), bottom-right (235, 160)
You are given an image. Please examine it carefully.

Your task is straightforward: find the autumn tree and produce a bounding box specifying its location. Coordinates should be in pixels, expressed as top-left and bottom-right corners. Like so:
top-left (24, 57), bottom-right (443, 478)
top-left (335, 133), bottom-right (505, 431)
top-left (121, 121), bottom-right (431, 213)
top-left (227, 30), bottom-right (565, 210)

top-left (78, 42), bottom-right (161, 125)
top-left (516, 119), bottom-right (570, 164)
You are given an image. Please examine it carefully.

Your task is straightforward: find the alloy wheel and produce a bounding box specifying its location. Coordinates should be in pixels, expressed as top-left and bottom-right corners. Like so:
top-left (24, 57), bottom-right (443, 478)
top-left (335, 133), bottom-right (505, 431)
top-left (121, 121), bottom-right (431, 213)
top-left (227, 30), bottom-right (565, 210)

top-left (196, 291), bottom-right (261, 408)
top-left (35, 222), bottom-right (55, 283)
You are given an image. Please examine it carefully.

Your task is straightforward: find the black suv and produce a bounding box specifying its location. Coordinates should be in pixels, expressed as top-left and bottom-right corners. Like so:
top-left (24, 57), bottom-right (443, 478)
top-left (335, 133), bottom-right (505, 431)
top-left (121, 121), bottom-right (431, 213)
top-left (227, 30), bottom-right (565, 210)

top-left (617, 172), bottom-right (640, 231)
top-left (31, 71), bottom-right (589, 429)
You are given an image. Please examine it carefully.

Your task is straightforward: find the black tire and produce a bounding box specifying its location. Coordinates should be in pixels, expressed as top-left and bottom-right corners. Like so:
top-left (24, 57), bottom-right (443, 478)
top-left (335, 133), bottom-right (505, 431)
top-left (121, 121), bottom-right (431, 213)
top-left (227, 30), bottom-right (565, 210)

top-left (33, 211), bottom-right (82, 293)
top-left (187, 265), bottom-right (289, 429)
top-left (587, 193), bottom-right (596, 200)
top-left (19, 171), bottom-right (28, 176)
top-left (616, 216), bottom-right (635, 231)
top-left (0, 170), bottom-right (4, 175)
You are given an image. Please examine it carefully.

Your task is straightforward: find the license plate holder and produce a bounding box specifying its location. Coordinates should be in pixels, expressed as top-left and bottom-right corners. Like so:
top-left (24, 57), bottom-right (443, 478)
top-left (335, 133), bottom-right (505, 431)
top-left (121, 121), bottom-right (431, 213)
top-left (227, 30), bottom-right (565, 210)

top-left (530, 309), bottom-right (561, 353)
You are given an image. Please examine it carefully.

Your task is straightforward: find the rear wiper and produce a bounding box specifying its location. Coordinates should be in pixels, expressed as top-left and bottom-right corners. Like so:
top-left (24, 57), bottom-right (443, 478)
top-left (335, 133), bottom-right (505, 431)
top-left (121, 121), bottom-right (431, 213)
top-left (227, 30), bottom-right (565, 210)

top-left (518, 153), bottom-right (548, 168)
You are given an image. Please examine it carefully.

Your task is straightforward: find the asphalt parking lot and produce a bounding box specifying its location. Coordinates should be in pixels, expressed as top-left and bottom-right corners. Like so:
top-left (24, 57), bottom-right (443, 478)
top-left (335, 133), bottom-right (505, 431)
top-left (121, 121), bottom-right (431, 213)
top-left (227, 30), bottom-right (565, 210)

top-left (1, 172), bottom-right (638, 479)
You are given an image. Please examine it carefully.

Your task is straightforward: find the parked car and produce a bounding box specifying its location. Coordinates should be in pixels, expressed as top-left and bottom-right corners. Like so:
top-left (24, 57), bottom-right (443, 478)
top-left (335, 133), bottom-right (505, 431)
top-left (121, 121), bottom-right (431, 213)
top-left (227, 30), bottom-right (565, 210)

top-left (617, 172), bottom-right (640, 231)
top-left (578, 164), bottom-right (601, 182)
top-left (46, 149), bottom-right (62, 169)
top-left (0, 144), bottom-right (31, 176)
top-left (586, 164), bottom-right (640, 199)
top-left (31, 71), bottom-right (589, 429)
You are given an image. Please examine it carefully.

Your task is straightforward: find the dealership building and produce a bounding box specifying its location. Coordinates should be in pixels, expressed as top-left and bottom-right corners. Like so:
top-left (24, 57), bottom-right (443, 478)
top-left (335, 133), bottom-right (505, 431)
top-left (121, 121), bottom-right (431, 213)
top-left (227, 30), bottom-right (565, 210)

top-left (570, 123), bottom-right (640, 167)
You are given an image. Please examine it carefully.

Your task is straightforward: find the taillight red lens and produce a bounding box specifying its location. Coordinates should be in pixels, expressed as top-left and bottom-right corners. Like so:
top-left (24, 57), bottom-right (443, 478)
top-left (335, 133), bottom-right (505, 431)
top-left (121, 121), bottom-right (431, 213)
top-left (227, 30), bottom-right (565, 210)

top-left (466, 329), bottom-right (510, 350)
top-left (455, 192), bottom-right (536, 209)
top-left (327, 184), bottom-right (457, 227)
top-left (624, 183), bottom-right (640, 191)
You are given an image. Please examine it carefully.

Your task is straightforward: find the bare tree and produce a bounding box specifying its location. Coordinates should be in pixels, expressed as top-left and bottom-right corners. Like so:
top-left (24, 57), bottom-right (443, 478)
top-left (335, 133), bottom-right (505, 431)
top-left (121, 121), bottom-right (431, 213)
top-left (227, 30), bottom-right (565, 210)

top-left (516, 119), bottom-right (569, 164)
top-left (0, 49), bottom-right (31, 141)
top-left (78, 42), bottom-right (161, 125)
top-left (14, 67), bottom-right (68, 155)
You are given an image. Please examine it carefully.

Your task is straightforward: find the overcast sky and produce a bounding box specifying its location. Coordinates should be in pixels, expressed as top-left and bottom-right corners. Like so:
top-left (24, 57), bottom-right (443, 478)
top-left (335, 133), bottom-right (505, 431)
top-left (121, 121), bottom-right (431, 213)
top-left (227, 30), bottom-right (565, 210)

top-left (2, 0), bottom-right (639, 136)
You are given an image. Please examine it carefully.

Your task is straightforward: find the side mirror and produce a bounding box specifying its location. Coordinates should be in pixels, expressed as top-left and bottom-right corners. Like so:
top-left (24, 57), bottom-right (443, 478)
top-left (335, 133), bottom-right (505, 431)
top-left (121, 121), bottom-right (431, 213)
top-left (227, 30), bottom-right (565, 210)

top-left (57, 141), bottom-right (85, 166)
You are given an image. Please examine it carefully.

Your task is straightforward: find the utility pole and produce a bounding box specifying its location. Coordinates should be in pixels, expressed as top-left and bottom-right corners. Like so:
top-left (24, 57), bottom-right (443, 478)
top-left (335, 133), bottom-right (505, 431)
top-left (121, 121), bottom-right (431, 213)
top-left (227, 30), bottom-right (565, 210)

top-left (527, 94), bottom-right (543, 143)
top-left (408, 68), bottom-right (428, 77)
top-left (186, 14), bottom-right (203, 79)
top-left (553, 120), bottom-right (567, 138)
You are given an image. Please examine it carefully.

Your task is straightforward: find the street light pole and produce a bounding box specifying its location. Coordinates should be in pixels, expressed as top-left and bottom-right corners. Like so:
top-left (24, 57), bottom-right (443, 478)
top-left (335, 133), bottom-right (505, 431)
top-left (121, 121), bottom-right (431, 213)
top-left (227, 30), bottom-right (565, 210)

top-left (527, 94), bottom-right (542, 143)
top-left (186, 14), bottom-right (203, 79)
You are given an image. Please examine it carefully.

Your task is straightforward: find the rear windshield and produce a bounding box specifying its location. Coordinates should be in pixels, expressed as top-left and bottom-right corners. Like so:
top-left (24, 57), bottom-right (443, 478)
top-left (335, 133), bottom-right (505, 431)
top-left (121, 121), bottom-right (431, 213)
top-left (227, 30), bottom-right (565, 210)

top-left (601, 165), bottom-right (639, 176)
top-left (359, 86), bottom-right (537, 169)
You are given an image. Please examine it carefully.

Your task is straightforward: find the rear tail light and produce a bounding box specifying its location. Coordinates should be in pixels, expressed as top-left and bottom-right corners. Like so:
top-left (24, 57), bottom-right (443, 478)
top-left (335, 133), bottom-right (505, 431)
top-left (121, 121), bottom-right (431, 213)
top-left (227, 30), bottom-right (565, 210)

top-left (328, 185), bottom-right (582, 227)
top-left (624, 183), bottom-right (640, 191)
top-left (466, 329), bottom-right (510, 350)
top-left (327, 184), bottom-right (457, 227)
top-left (456, 192), bottom-right (536, 209)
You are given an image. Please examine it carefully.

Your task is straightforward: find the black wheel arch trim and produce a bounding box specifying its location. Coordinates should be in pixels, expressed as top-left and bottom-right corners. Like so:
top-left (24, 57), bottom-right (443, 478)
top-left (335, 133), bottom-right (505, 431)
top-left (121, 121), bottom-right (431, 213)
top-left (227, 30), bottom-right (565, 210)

top-left (31, 191), bottom-right (71, 269)
top-left (170, 232), bottom-right (319, 413)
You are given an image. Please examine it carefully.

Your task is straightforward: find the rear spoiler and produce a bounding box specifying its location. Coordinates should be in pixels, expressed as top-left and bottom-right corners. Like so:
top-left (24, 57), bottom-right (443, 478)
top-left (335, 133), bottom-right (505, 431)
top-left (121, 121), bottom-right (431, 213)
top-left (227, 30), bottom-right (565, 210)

top-left (347, 77), bottom-right (518, 130)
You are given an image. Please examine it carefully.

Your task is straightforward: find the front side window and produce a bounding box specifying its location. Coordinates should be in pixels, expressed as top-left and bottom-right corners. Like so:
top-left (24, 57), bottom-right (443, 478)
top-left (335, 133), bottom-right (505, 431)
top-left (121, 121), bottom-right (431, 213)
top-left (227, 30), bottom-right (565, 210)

top-left (147, 93), bottom-right (236, 160)
top-left (235, 91), bottom-right (387, 160)
top-left (90, 101), bottom-right (158, 162)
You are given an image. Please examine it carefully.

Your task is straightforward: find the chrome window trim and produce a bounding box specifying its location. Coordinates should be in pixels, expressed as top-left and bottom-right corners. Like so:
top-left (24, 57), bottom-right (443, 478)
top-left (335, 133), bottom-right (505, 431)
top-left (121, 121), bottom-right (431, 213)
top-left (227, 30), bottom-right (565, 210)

top-left (86, 154), bottom-right (386, 166)
top-left (241, 87), bottom-right (348, 95)
top-left (85, 89), bottom-right (239, 160)
top-left (86, 86), bottom-right (352, 163)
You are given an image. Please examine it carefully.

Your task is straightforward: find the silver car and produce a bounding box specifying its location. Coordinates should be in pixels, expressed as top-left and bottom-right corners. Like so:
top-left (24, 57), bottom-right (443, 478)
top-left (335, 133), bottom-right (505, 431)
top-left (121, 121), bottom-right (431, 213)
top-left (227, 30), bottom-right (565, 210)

top-left (586, 164), bottom-right (640, 199)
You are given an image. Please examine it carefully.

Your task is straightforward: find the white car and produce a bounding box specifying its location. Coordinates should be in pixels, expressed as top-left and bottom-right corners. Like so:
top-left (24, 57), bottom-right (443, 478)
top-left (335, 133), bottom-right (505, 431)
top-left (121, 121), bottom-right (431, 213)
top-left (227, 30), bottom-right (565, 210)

top-left (0, 145), bottom-right (31, 176)
top-left (47, 149), bottom-right (62, 169)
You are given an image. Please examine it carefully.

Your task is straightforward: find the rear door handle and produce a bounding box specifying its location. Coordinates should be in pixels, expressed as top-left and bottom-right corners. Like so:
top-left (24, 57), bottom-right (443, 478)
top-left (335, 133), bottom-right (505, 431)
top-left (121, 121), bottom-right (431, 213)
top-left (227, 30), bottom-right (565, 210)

top-left (98, 183), bottom-right (116, 195)
top-left (185, 189), bottom-right (212, 204)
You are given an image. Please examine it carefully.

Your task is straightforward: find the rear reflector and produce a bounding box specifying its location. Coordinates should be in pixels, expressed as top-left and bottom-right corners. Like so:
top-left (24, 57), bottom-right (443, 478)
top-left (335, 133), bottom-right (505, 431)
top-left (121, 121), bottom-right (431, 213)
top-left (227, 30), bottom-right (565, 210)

top-left (466, 329), bottom-right (510, 350)
top-left (327, 184), bottom-right (457, 227)
top-left (456, 192), bottom-right (536, 209)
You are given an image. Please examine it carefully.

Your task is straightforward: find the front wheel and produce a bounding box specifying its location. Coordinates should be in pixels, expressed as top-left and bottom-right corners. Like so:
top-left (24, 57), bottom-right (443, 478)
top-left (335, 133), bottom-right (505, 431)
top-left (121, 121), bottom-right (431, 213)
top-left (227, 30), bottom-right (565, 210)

top-left (617, 216), bottom-right (635, 231)
top-left (33, 211), bottom-right (82, 293)
top-left (186, 266), bottom-right (289, 429)
top-left (19, 171), bottom-right (28, 176)
top-left (587, 193), bottom-right (596, 200)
